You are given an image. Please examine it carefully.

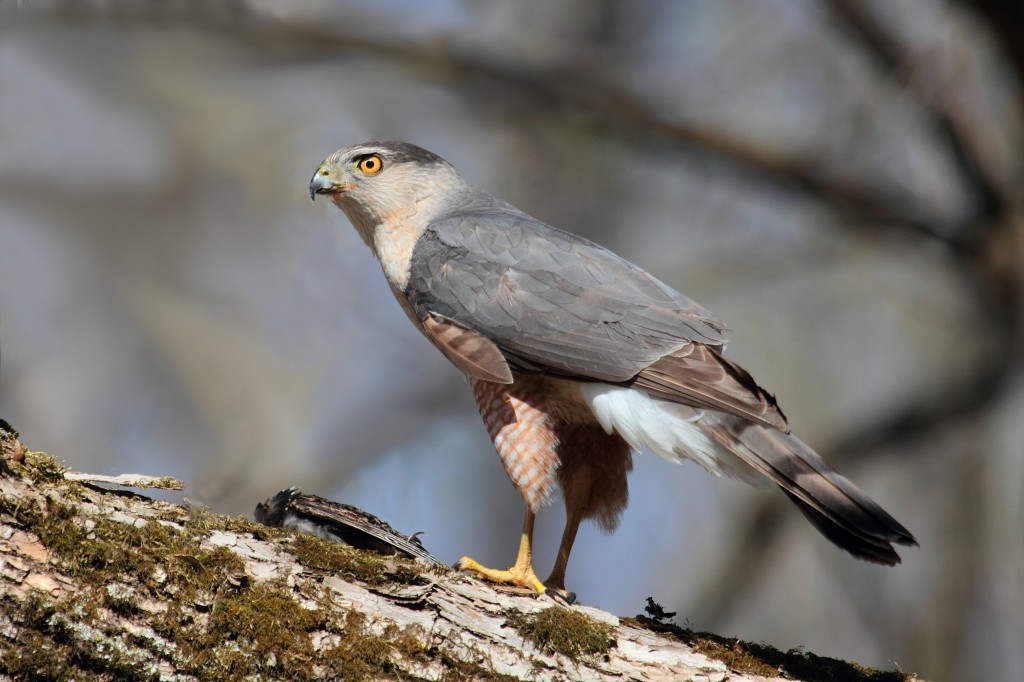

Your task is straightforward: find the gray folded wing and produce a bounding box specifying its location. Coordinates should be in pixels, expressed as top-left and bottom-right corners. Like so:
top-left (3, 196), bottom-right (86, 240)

top-left (405, 203), bottom-right (786, 429)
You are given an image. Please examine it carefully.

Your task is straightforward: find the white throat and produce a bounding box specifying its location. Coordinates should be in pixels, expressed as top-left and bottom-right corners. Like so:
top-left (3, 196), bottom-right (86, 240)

top-left (335, 165), bottom-right (468, 292)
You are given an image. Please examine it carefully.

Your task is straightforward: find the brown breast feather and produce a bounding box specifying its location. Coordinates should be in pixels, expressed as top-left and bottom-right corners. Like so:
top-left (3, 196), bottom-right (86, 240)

top-left (630, 342), bottom-right (789, 432)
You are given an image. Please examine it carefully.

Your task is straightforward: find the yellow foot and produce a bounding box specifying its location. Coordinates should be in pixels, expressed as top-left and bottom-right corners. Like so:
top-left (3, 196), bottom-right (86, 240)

top-left (454, 557), bottom-right (576, 604)
top-left (454, 555), bottom-right (547, 595)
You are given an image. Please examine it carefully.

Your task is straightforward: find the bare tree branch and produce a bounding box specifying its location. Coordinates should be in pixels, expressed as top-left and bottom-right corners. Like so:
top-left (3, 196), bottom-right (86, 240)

top-left (31, 2), bottom-right (964, 250)
top-left (0, 431), bottom-right (918, 681)
top-left (826, 0), bottom-right (1006, 238)
top-left (958, 0), bottom-right (1024, 83)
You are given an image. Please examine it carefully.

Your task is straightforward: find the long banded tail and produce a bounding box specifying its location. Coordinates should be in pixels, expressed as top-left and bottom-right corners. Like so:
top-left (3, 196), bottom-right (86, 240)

top-left (703, 415), bottom-right (918, 565)
top-left (581, 383), bottom-right (917, 565)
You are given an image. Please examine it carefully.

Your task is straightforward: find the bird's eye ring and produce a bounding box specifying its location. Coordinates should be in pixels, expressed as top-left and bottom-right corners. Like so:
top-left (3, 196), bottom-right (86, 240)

top-left (357, 155), bottom-right (383, 175)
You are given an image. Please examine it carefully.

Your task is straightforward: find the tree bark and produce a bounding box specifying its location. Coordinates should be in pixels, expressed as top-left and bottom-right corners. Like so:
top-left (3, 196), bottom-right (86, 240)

top-left (0, 425), bottom-right (918, 681)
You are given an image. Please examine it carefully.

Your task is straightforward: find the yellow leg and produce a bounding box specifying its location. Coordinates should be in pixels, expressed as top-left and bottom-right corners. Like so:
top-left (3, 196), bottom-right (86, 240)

top-left (454, 510), bottom-right (547, 595)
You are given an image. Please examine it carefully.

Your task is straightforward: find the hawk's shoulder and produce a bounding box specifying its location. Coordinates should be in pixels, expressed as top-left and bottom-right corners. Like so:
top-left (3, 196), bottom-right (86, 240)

top-left (405, 202), bottom-right (727, 381)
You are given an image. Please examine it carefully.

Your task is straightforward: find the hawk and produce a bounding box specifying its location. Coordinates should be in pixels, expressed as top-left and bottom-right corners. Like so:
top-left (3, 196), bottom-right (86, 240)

top-left (309, 141), bottom-right (916, 601)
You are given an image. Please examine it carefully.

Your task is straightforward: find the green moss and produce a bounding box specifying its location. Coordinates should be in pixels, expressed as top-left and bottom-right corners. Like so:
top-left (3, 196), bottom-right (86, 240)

top-left (165, 544), bottom-right (248, 596)
top-left (0, 592), bottom-right (155, 682)
top-left (0, 492), bottom-right (432, 681)
top-left (630, 617), bottom-right (913, 681)
top-left (288, 533), bottom-right (424, 586)
top-left (686, 631), bottom-right (791, 678)
top-left (166, 585), bottom-right (430, 681)
top-left (15, 493), bottom-right (254, 639)
top-left (0, 459), bottom-right (516, 682)
top-left (48, 611), bottom-right (161, 680)
top-left (435, 649), bottom-right (520, 682)
top-left (151, 580), bottom-right (324, 681)
top-left (33, 499), bottom-right (186, 589)
top-left (150, 545), bottom-right (251, 651)
top-left (290, 532), bottom-right (382, 580)
top-left (1, 594), bottom-right (68, 681)
top-left (102, 582), bottom-right (142, 616)
top-left (136, 476), bottom-right (185, 491)
top-left (218, 512), bottom-right (273, 536)
top-left (21, 451), bottom-right (67, 485)
top-left (0, 626), bottom-right (99, 682)
top-left (504, 607), bottom-right (613, 661)
top-left (319, 610), bottom-right (427, 681)
top-left (209, 582), bottom-right (324, 672)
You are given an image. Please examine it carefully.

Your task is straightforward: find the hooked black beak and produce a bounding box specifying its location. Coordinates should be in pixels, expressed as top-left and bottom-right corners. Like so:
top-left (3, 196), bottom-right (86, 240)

top-left (309, 171), bottom-right (334, 201)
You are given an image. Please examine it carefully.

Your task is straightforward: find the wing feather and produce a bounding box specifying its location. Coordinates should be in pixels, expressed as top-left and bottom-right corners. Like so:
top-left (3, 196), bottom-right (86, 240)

top-left (421, 313), bottom-right (513, 384)
top-left (631, 344), bottom-right (788, 431)
top-left (406, 205), bottom-right (784, 427)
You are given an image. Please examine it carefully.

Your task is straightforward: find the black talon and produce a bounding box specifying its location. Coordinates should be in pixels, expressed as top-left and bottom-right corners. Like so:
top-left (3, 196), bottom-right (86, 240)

top-left (544, 587), bottom-right (576, 605)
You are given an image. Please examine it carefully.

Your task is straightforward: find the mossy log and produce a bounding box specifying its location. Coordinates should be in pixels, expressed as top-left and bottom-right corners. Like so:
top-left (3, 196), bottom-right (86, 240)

top-left (0, 425), bottom-right (918, 681)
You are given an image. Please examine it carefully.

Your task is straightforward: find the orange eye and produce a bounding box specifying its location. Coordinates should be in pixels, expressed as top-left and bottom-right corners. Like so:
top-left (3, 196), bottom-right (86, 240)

top-left (357, 155), bottom-right (383, 175)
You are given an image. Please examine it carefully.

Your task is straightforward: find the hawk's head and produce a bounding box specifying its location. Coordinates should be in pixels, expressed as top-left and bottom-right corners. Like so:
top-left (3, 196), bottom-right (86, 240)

top-left (310, 141), bottom-right (466, 243)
